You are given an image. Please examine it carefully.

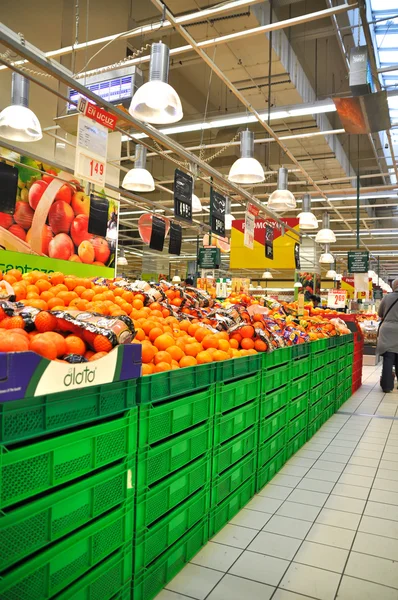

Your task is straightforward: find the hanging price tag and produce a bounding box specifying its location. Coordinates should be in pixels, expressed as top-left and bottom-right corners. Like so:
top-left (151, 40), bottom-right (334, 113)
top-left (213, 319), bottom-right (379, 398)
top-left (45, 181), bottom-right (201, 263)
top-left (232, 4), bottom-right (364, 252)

top-left (75, 114), bottom-right (108, 186)
top-left (327, 289), bottom-right (347, 309)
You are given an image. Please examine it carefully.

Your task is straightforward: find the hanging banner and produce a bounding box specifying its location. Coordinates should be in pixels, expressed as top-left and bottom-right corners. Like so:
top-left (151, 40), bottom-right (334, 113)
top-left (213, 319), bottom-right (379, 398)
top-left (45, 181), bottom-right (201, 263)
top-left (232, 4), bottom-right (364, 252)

top-left (341, 276), bottom-right (372, 300)
top-left (75, 114), bottom-right (108, 187)
top-left (265, 223), bottom-right (274, 259)
top-left (348, 250), bottom-right (369, 273)
top-left (210, 188), bottom-right (226, 237)
top-left (294, 243), bottom-right (301, 270)
top-left (78, 97), bottom-right (117, 130)
top-left (244, 203), bottom-right (259, 249)
top-left (173, 169), bottom-right (193, 222)
top-left (230, 217), bottom-right (299, 270)
top-left (327, 289), bottom-right (347, 309)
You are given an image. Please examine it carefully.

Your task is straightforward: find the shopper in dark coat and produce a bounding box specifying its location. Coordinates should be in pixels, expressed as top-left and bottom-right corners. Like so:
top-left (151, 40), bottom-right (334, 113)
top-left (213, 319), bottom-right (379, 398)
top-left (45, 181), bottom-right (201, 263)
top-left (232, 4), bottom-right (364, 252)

top-left (377, 279), bottom-right (398, 392)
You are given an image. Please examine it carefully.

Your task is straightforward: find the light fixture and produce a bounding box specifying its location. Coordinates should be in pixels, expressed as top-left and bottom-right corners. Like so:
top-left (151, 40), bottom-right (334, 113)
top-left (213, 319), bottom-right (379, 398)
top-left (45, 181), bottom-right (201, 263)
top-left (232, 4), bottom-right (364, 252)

top-left (294, 281), bottom-right (302, 288)
top-left (326, 269), bottom-right (337, 278)
top-left (268, 167), bottom-right (296, 211)
top-left (129, 41), bottom-right (183, 124)
top-left (192, 193), bottom-right (202, 213)
top-left (228, 130), bottom-right (265, 184)
top-left (172, 275), bottom-right (181, 283)
top-left (319, 244), bottom-right (335, 264)
top-left (298, 193), bottom-right (318, 230)
top-left (315, 212), bottom-right (336, 243)
top-left (117, 247), bottom-right (128, 266)
top-left (0, 72), bottom-right (42, 142)
top-left (122, 145), bottom-right (155, 192)
top-left (225, 213), bottom-right (235, 230)
top-left (262, 271), bottom-right (273, 279)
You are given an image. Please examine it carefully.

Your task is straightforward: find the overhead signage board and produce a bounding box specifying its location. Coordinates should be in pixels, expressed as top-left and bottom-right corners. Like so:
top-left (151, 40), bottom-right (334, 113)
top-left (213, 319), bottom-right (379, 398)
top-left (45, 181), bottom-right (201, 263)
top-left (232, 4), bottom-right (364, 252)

top-left (244, 203), bottom-right (259, 249)
top-left (173, 169), bottom-right (193, 222)
top-left (327, 289), bottom-right (347, 309)
top-left (265, 223), bottom-right (274, 259)
top-left (210, 188), bottom-right (226, 237)
top-left (198, 247), bottom-right (221, 269)
top-left (74, 114), bottom-right (108, 187)
top-left (78, 97), bottom-right (117, 130)
top-left (373, 288), bottom-right (383, 300)
top-left (348, 251), bottom-right (369, 273)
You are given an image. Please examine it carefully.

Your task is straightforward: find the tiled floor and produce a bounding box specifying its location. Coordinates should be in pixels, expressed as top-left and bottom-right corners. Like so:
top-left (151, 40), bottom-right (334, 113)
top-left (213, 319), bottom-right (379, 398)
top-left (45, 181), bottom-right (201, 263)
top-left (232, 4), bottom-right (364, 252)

top-left (155, 365), bottom-right (398, 600)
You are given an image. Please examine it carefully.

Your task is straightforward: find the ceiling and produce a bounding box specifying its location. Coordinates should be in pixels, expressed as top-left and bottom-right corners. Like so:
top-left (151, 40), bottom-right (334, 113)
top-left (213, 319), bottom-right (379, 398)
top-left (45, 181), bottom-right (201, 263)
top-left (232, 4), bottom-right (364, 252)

top-left (1, 0), bottom-right (398, 280)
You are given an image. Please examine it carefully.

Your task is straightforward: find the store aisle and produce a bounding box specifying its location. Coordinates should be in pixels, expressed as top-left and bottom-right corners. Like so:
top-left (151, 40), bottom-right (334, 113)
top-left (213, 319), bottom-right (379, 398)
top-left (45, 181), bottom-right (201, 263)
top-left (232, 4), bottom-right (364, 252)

top-left (155, 365), bottom-right (398, 600)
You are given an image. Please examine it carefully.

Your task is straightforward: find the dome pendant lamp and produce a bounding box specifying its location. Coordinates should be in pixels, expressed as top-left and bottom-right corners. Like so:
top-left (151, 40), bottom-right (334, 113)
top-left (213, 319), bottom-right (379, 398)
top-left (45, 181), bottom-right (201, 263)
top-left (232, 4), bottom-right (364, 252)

top-left (262, 271), bottom-right (273, 280)
top-left (122, 144), bottom-right (155, 192)
top-left (129, 42), bottom-right (183, 124)
top-left (117, 247), bottom-right (128, 266)
top-left (298, 193), bottom-right (318, 230)
top-left (315, 212), bottom-right (336, 244)
top-left (228, 130), bottom-right (265, 184)
top-left (319, 243), bottom-right (335, 264)
top-left (268, 167), bottom-right (296, 211)
top-left (0, 72), bottom-right (42, 142)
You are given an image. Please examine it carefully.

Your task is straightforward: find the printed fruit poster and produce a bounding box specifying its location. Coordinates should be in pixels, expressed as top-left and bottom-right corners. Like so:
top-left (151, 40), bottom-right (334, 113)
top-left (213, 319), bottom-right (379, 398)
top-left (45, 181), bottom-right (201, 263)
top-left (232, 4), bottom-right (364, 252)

top-left (0, 147), bottom-right (118, 277)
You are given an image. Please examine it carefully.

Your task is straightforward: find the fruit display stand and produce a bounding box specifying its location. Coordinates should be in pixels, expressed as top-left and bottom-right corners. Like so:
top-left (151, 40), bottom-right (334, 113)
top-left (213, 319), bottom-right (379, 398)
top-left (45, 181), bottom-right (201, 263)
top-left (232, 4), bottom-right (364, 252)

top-left (0, 335), bottom-right (355, 600)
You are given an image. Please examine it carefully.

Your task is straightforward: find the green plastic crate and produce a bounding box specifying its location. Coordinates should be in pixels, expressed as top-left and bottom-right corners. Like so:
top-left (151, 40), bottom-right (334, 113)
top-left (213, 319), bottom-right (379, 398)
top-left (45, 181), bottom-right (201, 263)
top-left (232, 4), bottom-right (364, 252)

top-left (323, 390), bottom-right (335, 410)
top-left (344, 364), bottom-right (353, 379)
top-left (310, 367), bottom-right (324, 387)
top-left (291, 356), bottom-right (310, 378)
top-left (132, 520), bottom-right (208, 600)
top-left (209, 475), bottom-right (256, 537)
top-left (134, 485), bottom-right (209, 571)
top-left (214, 400), bottom-right (258, 445)
top-left (259, 406), bottom-right (288, 444)
top-left (262, 363), bottom-right (291, 393)
top-left (260, 385), bottom-right (289, 419)
top-left (328, 336), bottom-right (338, 348)
top-left (263, 347), bottom-right (292, 369)
top-left (311, 351), bottom-right (326, 371)
top-left (286, 429), bottom-right (307, 459)
top-left (137, 363), bottom-right (216, 404)
top-left (324, 375), bottom-right (336, 394)
top-left (336, 381), bottom-right (345, 399)
top-left (256, 448), bottom-right (286, 492)
top-left (138, 387), bottom-right (214, 447)
top-left (212, 426), bottom-right (257, 476)
top-left (288, 393), bottom-right (308, 421)
top-left (310, 382), bottom-right (323, 406)
top-left (56, 546), bottom-right (132, 600)
top-left (135, 453), bottom-right (211, 532)
top-left (343, 342), bottom-right (354, 356)
top-left (326, 348), bottom-right (338, 363)
top-left (0, 458), bottom-right (133, 571)
top-left (215, 373), bottom-right (260, 413)
top-left (211, 451), bottom-right (256, 506)
top-left (310, 338), bottom-right (329, 353)
top-left (0, 380), bottom-right (137, 446)
top-left (0, 410), bottom-right (136, 510)
top-left (291, 374), bottom-right (310, 400)
top-left (309, 399), bottom-right (324, 423)
top-left (136, 420), bottom-right (213, 488)
top-left (257, 428), bottom-right (286, 469)
top-left (344, 353), bottom-right (353, 367)
top-left (307, 414), bottom-right (323, 439)
top-left (0, 502), bottom-right (132, 600)
top-left (215, 353), bottom-right (262, 382)
top-left (336, 355), bottom-right (346, 371)
top-left (288, 411), bottom-right (308, 441)
top-left (291, 344), bottom-right (310, 359)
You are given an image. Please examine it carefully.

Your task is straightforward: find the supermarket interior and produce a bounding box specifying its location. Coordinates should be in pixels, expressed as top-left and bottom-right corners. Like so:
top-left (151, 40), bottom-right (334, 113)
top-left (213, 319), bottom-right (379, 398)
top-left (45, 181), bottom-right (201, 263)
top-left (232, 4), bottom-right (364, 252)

top-left (0, 0), bottom-right (398, 599)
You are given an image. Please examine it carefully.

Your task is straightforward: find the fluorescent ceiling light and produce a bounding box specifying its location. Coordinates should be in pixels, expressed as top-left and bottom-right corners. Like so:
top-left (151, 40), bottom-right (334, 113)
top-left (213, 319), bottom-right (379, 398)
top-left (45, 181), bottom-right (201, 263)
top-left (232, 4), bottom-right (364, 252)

top-left (192, 193), bottom-right (202, 213)
top-left (326, 269), bottom-right (337, 278)
top-left (262, 271), bottom-right (273, 279)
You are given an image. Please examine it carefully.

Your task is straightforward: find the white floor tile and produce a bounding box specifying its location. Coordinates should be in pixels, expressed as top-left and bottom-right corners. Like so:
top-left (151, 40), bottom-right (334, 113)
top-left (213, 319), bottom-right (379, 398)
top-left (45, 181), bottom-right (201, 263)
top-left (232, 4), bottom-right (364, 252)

top-left (263, 515), bottom-right (312, 539)
top-left (211, 524), bottom-right (257, 549)
top-left (271, 474), bottom-right (303, 488)
top-left (338, 473), bottom-right (374, 488)
top-left (303, 469), bottom-right (340, 483)
top-left (337, 575), bottom-right (398, 600)
top-left (229, 508), bottom-right (271, 530)
top-left (353, 531), bottom-right (398, 561)
top-left (345, 551), bottom-right (398, 589)
top-left (373, 478), bottom-right (398, 493)
top-left (332, 483), bottom-right (370, 500)
top-left (279, 562), bottom-right (340, 600)
top-left (296, 477), bottom-right (335, 494)
top-left (206, 574), bottom-right (275, 600)
top-left (229, 550), bottom-right (289, 586)
top-left (257, 484), bottom-right (293, 500)
top-left (191, 541), bottom-right (242, 571)
top-left (316, 508), bottom-right (361, 530)
top-left (279, 465), bottom-right (310, 478)
top-left (273, 590), bottom-right (319, 600)
top-left (276, 501), bottom-right (321, 523)
top-left (294, 540), bottom-right (348, 573)
top-left (247, 531), bottom-right (302, 560)
top-left (324, 494), bottom-right (366, 515)
top-left (166, 564), bottom-right (223, 600)
top-left (286, 488), bottom-right (328, 507)
top-left (245, 496), bottom-right (283, 514)
top-left (155, 591), bottom-right (194, 600)
top-left (369, 488), bottom-right (398, 506)
top-left (343, 464), bottom-right (377, 478)
top-left (359, 515), bottom-right (398, 539)
top-left (313, 460), bottom-right (345, 473)
top-left (364, 500), bottom-right (398, 521)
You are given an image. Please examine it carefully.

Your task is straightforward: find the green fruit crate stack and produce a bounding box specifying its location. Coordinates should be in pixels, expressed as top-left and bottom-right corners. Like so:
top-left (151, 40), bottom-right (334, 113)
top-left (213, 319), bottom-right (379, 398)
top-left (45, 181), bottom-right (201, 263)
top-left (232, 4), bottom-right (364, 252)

top-left (0, 334), bottom-right (355, 600)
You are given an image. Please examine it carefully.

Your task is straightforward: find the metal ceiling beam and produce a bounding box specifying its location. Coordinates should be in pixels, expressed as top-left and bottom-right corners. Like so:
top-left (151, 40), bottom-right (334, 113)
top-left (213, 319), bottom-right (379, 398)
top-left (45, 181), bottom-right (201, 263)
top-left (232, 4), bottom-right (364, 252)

top-left (0, 23), bottom-right (299, 237)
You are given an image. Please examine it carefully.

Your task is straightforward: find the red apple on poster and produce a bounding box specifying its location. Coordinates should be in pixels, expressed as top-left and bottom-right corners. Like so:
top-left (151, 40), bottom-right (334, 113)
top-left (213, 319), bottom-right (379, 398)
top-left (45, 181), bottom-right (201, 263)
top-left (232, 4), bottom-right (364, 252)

top-left (48, 201), bottom-right (74, 234)
top-left (42, 169), bottom-right (57, 184)
top-left (71, 191), bottom-right (90, 216)
top-left (91, 237), bottom-right (110, 264)
top-left (9, 224), bottom-right (26, 241)
top-left (48, 233), bottom-right (74, 260)
top-left (0, 213), bottom-right (13, 229)
top-left (28, 180), bottom-right (48, 210)
top-left (70, 214), bottom-right (91, 247)
top-left (55, 184), bottom-right (73, 204)
top-left (14, 201), bottom-right (34, 230)
top-left (26, 225), bottom-right (53, 255)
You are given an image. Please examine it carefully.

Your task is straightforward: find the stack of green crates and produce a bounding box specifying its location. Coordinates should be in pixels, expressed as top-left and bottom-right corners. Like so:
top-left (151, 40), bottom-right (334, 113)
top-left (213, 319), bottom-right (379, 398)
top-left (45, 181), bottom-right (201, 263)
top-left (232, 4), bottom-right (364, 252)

top-left (286, 346), bottom-right (310, 458)
top-left (0, 409), bottom-right (137, 599)
top-left (133, 365), bottom-right (215, 600)
top-left (307, 339), bottom-right (339, 438)
top-left (209, 371), bottom-right (259, 536)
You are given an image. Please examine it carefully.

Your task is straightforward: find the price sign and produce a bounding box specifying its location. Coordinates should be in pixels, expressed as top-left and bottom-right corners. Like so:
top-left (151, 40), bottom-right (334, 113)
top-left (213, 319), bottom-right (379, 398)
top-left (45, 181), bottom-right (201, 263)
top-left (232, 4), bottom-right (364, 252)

top-left (173, 169), bottom-right (193, 222)
top-left (210, 187), bottom-right (226, 236)
top-left (244, 203), bottom-right (258, 249)
top-left (75, 114), bottom-right (108, 186)
top-left (327, 289), bottom-right (347, 309)
top-left (265, 222), bottom-right (274, 259)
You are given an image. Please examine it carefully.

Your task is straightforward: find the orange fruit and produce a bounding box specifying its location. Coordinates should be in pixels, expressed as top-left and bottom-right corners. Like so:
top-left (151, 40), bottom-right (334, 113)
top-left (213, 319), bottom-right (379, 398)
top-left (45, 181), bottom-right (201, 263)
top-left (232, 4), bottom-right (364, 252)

top-left (218, 339), bottom-right (230, 352)
top-left (212, 350), bottom-right (229, 361)
top-left (30, 336), bottom-right (58, 360)
top-left (185, 342), bottom-right (202, 357)
top-left (166, 345), bottom-right (184, 362)
top-left (154, 351), bottom-right (172, 365)
top-left (82, 289), bottom-right (95, 301)
top-left (39, 332), bottom-right (67, 357)
top-left (0, 332), bottom-right (29, 352)
top-left (93, 334), bottom-right (113, 353)
top-left (230, 333), bottom-right (242, 343)
top-left (194, 327), bottom-right (210, 342)
top-left (142, 363), bottom-right (154, 375)
top-left (241, 338), bottom-right (255, 350)
top-left (179, 355), bottom-right (197, 367)
top-left (141, 342), bottom-right (157, 364)
top-left (35, 311), bottom-right (58, 333)
top-left (4, 316), bottom-right (24, 329)
top-left (7, 269), bottom-right (22, 281)
top-left (64, 335), bottom-right (86, 356)
top-left (153, 334), bottom-right (174, 351)
top-left (84, 350), bottom-right (95, 360)
top-left (47, 297), bottom-right (65, 310)
top-left (132, 298), bottom-right (144, 310)
top-left (40, 291), bottom-right (55, 302)
top-left (13, 284), bottom-right (27, 301)
top-left (254, 339), bottom-right (267, 352)
top-left (196, 350), bottom-right (213, 364)
top-left (36, 279), bottom-right (51, 293)
top-left (229, 338), bottom-right (239, 349)
top-left (149, 327), bottom-right (164, 343)
top-left (89, 352), bottom-right (108, 361)
top-left (240, 325), bottom-right (255, 339)
top-left (135, 328), bottom-right (146, 341)
top-left (154, 362), bottom-right (171, 372)
top-left (202, 335), bottom-right (219, 350)
top-left (23, 299), bottom-right (48, 310)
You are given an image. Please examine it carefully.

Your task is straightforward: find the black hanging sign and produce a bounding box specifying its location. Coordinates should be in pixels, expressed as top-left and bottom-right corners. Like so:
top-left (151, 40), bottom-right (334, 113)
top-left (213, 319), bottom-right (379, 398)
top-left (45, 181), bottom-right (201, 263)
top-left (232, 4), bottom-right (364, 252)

top-left (265, 223), bottom-right (274, 260)
top-left (0, 162), bottom-right (18, 215)
top-left (149, 215), bottom-right (166, 251)
top-left (294, 242), bottom-right (301, 270)
top-left (210, 187), bottom-right (226, 237)
top-left (88, 193), bottom-right (109, 237)
top-left (169, 222), bottom-right (182, 255)
top-left (174, 169), bottom-right (193, 222)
